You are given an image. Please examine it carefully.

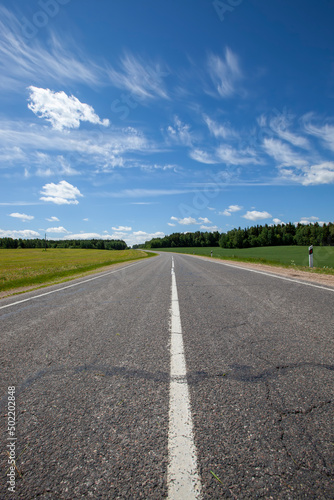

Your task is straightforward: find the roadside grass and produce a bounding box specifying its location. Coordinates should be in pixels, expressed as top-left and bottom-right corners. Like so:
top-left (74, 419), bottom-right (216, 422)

top-left (155, 246), bottom-right (334, 274)
top-left (0, 248), bottom-right (155, 293)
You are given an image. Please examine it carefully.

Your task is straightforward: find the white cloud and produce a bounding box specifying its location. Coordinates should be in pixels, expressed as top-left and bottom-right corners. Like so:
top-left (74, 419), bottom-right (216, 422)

top-left (263, 138), bottom-right (307, 167)
top-left (171, 216), bottom-right (212, 226)
top-left (242, 210), bottom-right (272, 221)
top-left (189, 149), bottom-right (217, 164)
top-left (125, 231), bottom-right (165, 246)
top-left (108, 52), bottom-right (169, 100)
top-left (28, 87), bottom-right (110, 131)
top-left (167, 117), bottom-right (194, 147)
top-left (167, 223), bottom-right (176, 227)
top-left (279, 161), bottom-right (334, 185)
top-left (303, 116), bottom-right (334, 152)
top-left (296, 217), bottom-right (327, 226)
top-left (178, 217), bottom-right (197, 225)
top-left (46, 216), bottom-right (60, 222)
top-left (0, 229), bottom-right (40, 238)
top-left (62, 232), bottom-right (113, 240)
top-left (216, 145), bottom-right (259, 165)
top-left (273, 218), bottom-right (284, 224)
top-left (0, 120), bottom-right (150, 175)
top-left (40, 181), bottom-right (83, 205)
top-left (111, 226), bottom-right (132, 231)
top-left (301, 161), bottom-right (334, 185)
top-left (270, 115), bottom-right (310, 149)
top-left (207, 47), bottom-right (243, 98)
top-left (204, 116), bottom-right (238, 139)
top-left (219, 204), bottom-right (243, 216)
top-left (0, 6), bottom-right (105, 90)
top-left (200, 225), bottom-right (219, 231)
top-left (46, 226), bottom-right (70, 234)
top-left (9, 212), bottom-right (34, 221)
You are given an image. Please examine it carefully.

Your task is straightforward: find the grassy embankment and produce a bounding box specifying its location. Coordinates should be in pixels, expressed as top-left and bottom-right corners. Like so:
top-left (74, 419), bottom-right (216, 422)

top-left (0, 248), bottom-right (155, 293)
top-left (156, 246), bottom-right (334, 274)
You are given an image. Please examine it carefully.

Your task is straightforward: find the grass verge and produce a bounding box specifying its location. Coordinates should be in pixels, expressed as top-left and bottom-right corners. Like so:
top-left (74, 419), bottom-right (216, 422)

top-left (154, 246), bottom-right (334, 275)
top-left (0, 248), bottom-right (156, 294)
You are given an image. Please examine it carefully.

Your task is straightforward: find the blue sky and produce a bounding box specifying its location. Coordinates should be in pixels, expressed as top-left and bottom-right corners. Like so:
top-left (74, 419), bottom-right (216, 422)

top-left (0, 0), bottom-right (333, 246)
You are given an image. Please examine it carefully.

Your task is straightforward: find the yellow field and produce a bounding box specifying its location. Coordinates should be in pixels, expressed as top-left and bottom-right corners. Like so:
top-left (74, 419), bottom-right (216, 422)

top-left (0, 248), bottom-right (153, 293)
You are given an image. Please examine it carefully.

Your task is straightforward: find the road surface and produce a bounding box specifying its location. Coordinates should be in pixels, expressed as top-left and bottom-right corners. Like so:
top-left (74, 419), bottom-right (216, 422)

top-left (1, 252), bottom-right (333, 498)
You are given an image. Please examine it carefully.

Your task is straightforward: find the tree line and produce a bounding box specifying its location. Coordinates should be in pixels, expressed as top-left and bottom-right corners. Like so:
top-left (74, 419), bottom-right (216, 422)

top-left (135, 222), bottom-right (334, 250)
top-left (0, 238), bottom-right (127, 250)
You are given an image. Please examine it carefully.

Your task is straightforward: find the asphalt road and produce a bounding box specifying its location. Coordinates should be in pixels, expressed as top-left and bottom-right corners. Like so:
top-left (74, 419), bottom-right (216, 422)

top-left (0, 252), bottom-right (333, 499)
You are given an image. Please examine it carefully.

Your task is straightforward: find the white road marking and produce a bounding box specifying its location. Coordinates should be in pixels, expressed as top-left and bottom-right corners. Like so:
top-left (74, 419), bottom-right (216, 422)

top-left (168, 257), bottom-right (202, 499)
top-left (0, 260), bottom-right (145, 311)
top-left (187, 254), bottom-right (334, 293)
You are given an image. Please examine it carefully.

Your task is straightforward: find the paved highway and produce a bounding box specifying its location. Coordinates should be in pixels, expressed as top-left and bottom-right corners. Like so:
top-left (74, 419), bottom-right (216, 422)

top-left (0, 252), bottom-right (333, 499)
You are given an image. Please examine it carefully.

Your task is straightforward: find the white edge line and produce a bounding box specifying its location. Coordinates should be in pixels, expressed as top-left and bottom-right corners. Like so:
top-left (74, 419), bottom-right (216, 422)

top-left (168, 258), bottom-right (202, 499)
top-left (0, 260), bottom-right (145, 311)
top-left (184, 254), bottom-right (334, 293)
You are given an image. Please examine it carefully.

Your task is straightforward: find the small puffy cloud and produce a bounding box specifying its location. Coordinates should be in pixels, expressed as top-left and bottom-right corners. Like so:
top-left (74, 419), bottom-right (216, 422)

top-left (46, 226), bottom-right (70, 234)
top-left (170, 216), bottom-right (213, 226)
top-left (46, 216), bottom-right (59, 222)
top-left (219, 205), bottom-right (242, 216)
top-left (9, 212), bottom-right (34, 221)
top-left (273, 218), bottom-right (284, 225)
top-left (28, 86), bottom-right (110, 131)
top-left (242, 210), bottom-right (272, 221)
top-left (167, 222), bottom-right (176, 227)
top-left (112, 226), bottom-right (132, 231)
top-left (40, 180), bottom-right (83, 205)
top-left (179, 217), bottom-right (197, 225)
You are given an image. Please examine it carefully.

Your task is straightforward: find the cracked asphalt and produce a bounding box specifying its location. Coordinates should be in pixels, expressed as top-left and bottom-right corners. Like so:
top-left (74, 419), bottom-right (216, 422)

top-left (0, 252), bottom-right (333, 498)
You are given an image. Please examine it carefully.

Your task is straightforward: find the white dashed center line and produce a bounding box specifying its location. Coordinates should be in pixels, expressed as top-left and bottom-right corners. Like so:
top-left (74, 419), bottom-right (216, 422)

top-left (168, 257), bottom-right (202, 499)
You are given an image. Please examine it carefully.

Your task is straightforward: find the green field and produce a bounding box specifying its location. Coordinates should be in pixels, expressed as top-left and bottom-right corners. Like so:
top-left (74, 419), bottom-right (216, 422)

top-left (156, 246), bottom-right (334, 273)
top-left (0, 248), bottom-right (154, 293)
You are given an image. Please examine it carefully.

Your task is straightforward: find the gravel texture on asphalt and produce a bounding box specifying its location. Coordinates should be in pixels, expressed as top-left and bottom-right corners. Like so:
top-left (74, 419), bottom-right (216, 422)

top-left (1, 252), bottom-right (333, 499)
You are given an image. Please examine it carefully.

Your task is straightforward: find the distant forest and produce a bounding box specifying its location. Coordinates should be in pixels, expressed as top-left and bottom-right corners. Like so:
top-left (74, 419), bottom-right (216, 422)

top-left (0, 238), bottom-right (127, 250)
top-left (134, 222), bottom-right (334, 250)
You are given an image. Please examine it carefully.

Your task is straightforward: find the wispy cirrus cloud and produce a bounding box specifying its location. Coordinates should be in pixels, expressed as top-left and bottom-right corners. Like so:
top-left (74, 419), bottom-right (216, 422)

top-left (263, 138), bottom-right (308, 167)
top-left (204, 115), bottom-right (238, 139)
top-left (28, 87), bottom-right (110, 131)
top-left (107, 52), bottom-right (169, 100)
top-left (0, 6), bottom-right (105, 89)
top-left (302, 114), bottom-right (334, 152)
top-left (167, 116), bottom-right (194, 147)
top-left (269, 114), bottom-right (310, 149)
top-left (0, 119), bottom-right (150, 175)
top-left (207, 47), bottom-right (243, 98)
